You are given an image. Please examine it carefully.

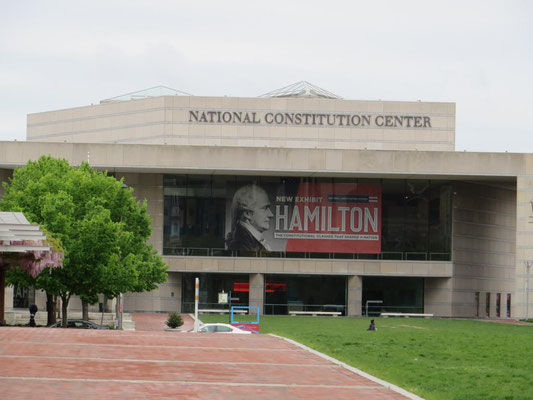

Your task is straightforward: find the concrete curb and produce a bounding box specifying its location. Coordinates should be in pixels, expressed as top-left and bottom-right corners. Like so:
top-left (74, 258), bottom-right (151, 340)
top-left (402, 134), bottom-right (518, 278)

top-left (269, 334), bottom-right (425, 400)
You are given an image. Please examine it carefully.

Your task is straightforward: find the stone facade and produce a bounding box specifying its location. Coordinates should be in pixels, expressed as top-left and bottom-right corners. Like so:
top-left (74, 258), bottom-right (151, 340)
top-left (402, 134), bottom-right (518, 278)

top-left (1, 91), bottom-right (532, 319)
top-left (1, 143), bottom-right (532, 318)
top-left (27, 96), bottom-right (455, 152)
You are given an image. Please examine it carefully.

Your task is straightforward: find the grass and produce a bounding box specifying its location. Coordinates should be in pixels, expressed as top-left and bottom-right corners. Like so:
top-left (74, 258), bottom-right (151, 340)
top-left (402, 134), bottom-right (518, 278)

top-left (199, 315), bottom-right (533, 400)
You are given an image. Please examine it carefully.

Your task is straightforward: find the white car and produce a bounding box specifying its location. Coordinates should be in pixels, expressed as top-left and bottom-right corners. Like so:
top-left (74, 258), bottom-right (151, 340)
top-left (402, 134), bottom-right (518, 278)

top-left (195, 323), bottom-right (252, 334)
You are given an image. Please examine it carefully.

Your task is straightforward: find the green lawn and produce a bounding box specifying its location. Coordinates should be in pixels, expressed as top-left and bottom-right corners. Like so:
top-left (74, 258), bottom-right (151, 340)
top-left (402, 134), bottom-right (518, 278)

top-left (198, 315), bottom-right (533, 400)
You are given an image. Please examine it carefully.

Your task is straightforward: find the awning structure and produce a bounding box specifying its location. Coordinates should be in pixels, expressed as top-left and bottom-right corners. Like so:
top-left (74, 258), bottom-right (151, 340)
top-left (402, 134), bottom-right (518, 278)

top-left (0, 212), bottom-right (50, 252)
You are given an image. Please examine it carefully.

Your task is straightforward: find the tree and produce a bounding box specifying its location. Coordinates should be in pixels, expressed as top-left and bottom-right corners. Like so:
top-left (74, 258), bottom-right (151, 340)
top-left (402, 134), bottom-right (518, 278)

top-left (1, 232), bottom-right (63, 325)
top-left (1, 156), bottom-right (167, 326)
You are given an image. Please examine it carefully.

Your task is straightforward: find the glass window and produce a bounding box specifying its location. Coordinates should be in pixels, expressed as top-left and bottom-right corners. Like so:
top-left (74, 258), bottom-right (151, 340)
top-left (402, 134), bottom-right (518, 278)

top-left (485, 293), bottom-right (491, 317)
top-left (164, 175), bottom-right (452, 260)
top-left (181, 273), bottom-right (249, 313)
top-left (496, 293), bottom-right (501, 318)
top-left (506, 293), bottom-right (511, 318)
top-left (428, 182), bottom-right (452, 260)
top-left (381, 180), bottom-right (406, 256)
top-left (13, 284), bottom-right (30, 308)
top-left (216, 325), bottom-right (232, 332)
top-left (362, 277), bottom-right (424, 315)
top-left (264, 274), bottom-right (346, 315)
top-left (404, 180), bottom-right (429, 256)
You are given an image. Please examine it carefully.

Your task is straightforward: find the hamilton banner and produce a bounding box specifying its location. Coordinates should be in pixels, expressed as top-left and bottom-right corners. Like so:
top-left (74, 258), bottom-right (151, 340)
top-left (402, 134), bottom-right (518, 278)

top-left (225, 182), bottom-right (381, 254)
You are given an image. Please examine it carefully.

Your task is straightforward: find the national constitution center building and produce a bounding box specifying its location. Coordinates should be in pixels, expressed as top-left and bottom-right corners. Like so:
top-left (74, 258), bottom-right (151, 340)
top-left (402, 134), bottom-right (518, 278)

top-left (1, 82), bottom-right (532, 319)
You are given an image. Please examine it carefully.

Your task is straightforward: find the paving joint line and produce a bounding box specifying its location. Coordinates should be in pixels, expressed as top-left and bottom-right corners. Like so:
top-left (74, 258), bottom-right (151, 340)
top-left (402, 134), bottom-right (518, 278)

top-left (0, 341), bottom-right (298, 352)
top-left (0, 354), bottom-right (332, 367)
top-left (0, 376), bottom-right (383, 389)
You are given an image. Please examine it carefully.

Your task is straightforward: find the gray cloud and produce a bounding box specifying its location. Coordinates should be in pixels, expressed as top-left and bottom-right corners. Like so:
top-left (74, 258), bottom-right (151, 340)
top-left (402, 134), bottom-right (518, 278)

top-left (1, 0), bottom-right (532, 151)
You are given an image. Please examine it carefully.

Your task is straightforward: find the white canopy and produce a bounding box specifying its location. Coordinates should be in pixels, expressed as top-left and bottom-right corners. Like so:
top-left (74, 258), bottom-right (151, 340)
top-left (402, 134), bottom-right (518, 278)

top-left (0, 212), bottom-right (50, 252)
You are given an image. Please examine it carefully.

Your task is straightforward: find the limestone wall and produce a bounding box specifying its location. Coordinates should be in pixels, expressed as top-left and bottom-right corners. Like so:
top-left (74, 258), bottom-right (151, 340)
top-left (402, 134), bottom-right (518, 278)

top-left (452, 181), bottom-right (516, 318)
top-left (27, 95), bottom-right (455, 151)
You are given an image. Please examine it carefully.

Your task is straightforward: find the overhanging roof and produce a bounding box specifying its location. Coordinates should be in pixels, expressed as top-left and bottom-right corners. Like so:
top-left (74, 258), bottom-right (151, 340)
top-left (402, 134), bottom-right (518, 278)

top-left (0, 141), bottom-right (527, 182)
top-left (0, 212), bottom-right (49, 252)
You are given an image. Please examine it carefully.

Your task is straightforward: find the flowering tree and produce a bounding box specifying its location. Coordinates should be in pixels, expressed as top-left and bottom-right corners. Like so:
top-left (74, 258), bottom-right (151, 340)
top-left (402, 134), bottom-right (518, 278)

top-left (0, 235), bottom-right (63, 325)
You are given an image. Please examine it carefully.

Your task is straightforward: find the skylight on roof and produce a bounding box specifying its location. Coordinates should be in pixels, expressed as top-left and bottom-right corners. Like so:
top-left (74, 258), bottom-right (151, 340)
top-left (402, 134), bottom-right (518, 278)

top-left (259, 81), bottom-right (341, 99)
top-left (100, 86), bottom-right (193, 103)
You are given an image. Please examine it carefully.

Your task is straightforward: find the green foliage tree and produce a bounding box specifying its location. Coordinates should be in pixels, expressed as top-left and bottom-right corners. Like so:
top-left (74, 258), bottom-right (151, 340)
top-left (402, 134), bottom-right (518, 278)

top-left (1, 156), bottom-right (167, 326)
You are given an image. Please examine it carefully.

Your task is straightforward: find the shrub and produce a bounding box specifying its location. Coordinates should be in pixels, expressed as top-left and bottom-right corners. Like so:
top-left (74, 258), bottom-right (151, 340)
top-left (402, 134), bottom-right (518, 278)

top-left (166, 312), bottom-right (184, 329)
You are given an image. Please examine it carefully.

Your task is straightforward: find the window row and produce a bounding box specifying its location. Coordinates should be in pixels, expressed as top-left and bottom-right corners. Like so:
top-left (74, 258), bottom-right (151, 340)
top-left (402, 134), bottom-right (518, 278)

top-left (164, 175), bottom-right (452, 260)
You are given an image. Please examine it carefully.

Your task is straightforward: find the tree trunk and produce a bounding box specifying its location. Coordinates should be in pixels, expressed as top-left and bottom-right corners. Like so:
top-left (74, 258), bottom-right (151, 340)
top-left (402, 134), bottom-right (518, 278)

top-left (61, 295), bottom-right (69, 327)
top-left (82, 299), bottom-right (89, 321)
top-left (46, 292), bottom-right (56, 326)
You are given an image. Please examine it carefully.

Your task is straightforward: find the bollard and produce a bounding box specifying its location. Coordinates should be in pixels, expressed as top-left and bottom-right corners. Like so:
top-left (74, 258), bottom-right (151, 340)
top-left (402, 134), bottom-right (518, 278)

top-left (29, 304), bottom-right (38, 327)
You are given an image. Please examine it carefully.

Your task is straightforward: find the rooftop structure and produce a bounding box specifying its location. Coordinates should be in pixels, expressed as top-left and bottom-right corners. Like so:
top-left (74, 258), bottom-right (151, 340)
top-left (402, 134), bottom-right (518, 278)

top-left (100, 86), bottom-right (193, 103)
top-left (259, 81), bottom-right (342, 99)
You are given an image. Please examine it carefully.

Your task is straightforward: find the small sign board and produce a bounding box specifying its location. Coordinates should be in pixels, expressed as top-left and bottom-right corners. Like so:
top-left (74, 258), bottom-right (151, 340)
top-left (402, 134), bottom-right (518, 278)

top-left (218, 292), bottom-right (228, 304)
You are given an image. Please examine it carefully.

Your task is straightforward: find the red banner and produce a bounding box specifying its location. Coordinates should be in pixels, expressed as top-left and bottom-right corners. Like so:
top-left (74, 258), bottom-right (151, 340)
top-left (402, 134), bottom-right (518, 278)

top-left (274, 183), bottom-right (381, 253)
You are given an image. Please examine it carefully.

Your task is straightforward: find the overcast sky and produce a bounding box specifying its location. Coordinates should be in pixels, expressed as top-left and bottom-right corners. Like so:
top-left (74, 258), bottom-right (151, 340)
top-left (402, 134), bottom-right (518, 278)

top-left (1, 1), bottom-right (531, 152)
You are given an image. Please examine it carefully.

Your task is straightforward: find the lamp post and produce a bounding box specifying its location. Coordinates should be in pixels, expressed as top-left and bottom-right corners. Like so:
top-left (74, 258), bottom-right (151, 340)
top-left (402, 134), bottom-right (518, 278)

top-left (115, 182), bottom-right (128, 330)
top-left (526, 261), bottom-right (531, 320)
top-left (194, 277), bottom-right (199, 332)
top-left (118, 293), bottom-right (123, 330)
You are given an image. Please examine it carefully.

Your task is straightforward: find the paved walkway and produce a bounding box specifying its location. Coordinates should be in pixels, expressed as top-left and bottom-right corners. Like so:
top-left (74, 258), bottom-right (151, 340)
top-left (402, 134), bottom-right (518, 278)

top-left (131, 313), bottom-right (195, 331)
top-left (0, 324), bottom-right (414, 399)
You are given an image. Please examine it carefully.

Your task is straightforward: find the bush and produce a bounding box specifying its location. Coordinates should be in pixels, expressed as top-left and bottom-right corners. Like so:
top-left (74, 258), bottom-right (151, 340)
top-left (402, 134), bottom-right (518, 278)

top-left (166, 312), bottom-right (184, 329)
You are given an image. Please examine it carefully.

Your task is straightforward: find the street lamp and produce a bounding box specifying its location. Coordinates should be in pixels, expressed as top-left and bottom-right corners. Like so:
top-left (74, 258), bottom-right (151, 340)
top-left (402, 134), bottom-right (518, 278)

top-left (115, 182), bottom-right (129, 330)
top-left (526, 261), bottom-right (531, 320)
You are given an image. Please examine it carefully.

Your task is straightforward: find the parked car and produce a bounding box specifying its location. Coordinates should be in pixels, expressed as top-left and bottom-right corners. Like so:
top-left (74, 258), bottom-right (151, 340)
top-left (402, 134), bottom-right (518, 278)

top-left (193, 323), bottom-right (252, 334)
top-left (50, 320), bottom-right (109, 329)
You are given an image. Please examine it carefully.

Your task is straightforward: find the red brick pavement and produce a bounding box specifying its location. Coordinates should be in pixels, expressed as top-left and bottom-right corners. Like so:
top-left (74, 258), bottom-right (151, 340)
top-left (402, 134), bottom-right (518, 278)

top-left (0, 326), bottom-right (415, 400)
top-left (132, 313), bottom-right (195, 331)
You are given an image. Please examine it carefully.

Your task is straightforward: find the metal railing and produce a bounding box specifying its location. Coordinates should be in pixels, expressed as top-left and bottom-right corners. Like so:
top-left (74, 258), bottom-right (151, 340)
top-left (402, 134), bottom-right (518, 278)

top-left (164, 246), bottom-right (451, 261)
top-left (363, 304), bottom-right (424, 316)
top-left (263, 303), bottom-right (346, 316)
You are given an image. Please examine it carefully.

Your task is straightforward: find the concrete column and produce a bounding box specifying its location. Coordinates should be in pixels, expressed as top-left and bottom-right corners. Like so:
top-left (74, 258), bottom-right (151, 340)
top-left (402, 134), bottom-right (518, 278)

top-left (347, 275), bottom-right (362, 316)
top-left (119, 173), bottom-right (164, 254)
top-left (515, 175), bottom-right (533, 319)
top-left (480, 292), bottom-right (488, 318)
top-left (173, 272), bottom-right (182, 313)
top-left (425, 277), bottom-right (453, 317)
top-left (249, 273), bottom-right (264, 314)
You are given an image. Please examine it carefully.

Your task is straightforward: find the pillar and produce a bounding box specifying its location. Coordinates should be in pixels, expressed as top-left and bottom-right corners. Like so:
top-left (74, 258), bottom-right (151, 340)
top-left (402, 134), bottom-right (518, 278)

top-left (516, 175), bottom-right (533, 318)
top-left (249, 273), bottom-right (264, 314)
top-left (347, 275), bottom-right (362, 316)
top-left (425, 277), bottom-right (453, 317)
